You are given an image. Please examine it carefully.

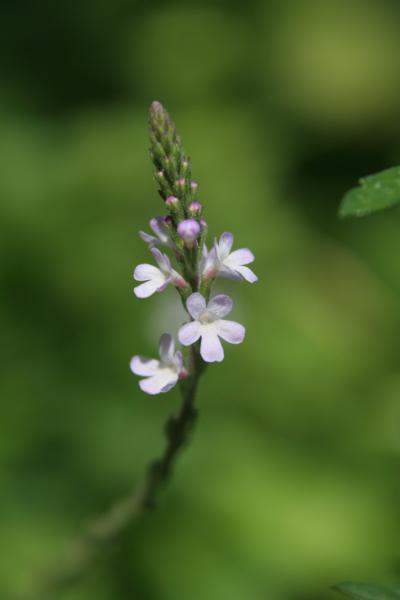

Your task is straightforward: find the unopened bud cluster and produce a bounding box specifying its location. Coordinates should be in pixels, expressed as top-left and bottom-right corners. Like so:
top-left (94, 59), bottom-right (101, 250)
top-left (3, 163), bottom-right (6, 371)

top-left (131, 102), bottom-right (257, 395)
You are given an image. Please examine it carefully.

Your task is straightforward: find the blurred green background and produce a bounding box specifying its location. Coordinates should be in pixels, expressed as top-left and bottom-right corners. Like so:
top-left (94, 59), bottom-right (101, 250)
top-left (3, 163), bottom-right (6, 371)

top-left (1, 0), bottom-right (400, 599)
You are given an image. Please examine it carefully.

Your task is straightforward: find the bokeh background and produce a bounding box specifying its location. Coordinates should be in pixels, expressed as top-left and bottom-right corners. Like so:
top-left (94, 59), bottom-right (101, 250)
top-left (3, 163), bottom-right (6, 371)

top-left (1, 0), bottom-right (400, 598)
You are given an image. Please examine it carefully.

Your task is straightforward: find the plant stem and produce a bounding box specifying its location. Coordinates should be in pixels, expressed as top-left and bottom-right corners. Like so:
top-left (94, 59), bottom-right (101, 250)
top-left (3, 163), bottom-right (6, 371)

top-left (136, 352), bottom-right (200, 510)
top-left (28, 356), bottom-right (202, 598)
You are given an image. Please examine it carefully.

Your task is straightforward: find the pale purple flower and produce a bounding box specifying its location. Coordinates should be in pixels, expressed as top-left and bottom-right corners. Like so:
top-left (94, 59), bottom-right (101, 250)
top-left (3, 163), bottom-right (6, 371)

top-left (202, 232), bottom-right (257, 283)
top-left (134, 248), bottom-right (187, 298)
top-left (177, 219), bottom-right (200, 246)
top-left (139, 217), bottom-right (172, 249)
top-left (178, 293), bottom-right (245, 363)
top-left (130, 334), bottom-right (183, 394)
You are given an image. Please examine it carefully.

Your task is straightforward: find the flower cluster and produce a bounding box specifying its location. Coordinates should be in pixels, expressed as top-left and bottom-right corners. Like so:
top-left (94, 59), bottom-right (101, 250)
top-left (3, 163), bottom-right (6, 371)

top-left (131, 102), bottom-right (257, 395)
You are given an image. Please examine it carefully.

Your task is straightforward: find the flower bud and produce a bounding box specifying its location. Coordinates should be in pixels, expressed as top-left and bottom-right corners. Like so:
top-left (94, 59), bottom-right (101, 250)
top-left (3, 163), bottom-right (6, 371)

top-left (190, 181), bottom-right (198, 191)
top-left (179, 366), bottom-right (189, 380)
top-left (177, 219), bottom-right (201, 247)
top-left (149, 101), bottom-right (173, 132)
top-left (188, 201), bottom-right (202, 217)
top-left (150, 100), bottom-right (163, 116)
top-left (200, 219), bottom-right (207, 230)
top-left (173, 273), bottom-right (189, 288)
top-left (166, 195), bottom-right (179, 208)
top-left (176, 178), bottom-right (185, 188)
top-left (181, 160), bottom-right (191, 177)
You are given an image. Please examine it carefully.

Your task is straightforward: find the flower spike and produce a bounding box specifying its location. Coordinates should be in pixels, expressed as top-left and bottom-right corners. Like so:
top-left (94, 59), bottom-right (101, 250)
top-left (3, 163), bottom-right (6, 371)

top-left (132, 102), bottom-right (255, 397)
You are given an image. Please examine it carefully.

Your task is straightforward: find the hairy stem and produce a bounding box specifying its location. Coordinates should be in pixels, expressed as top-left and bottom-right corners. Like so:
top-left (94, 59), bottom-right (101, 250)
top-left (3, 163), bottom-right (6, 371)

top-left (28, 359), bottom-right (202, 598)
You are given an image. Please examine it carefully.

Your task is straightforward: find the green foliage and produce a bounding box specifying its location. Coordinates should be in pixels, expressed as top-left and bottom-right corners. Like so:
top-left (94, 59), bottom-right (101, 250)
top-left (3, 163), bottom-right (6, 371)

top-left (335, 582), bottom-right (400, 600)
top-left (339, 167), bottom-right (400, 218)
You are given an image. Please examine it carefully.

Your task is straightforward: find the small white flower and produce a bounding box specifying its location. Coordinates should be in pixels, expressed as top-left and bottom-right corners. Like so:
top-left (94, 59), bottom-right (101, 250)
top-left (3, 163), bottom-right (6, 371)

top-left (139, 217), bottom-right (172, 248)
top-left (130, 334), bottom-right (183, 395)
top-left (133, 248), bottom-right (187, 299)
top-left (178, 292), bottom-right (245, 363)
top-left (202, 232), bottom-right (257, 283)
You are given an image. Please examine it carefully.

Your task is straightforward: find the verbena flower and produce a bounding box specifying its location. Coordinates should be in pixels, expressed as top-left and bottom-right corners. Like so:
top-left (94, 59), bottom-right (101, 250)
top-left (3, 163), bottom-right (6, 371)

top-left (134, 247), bottom-right (187, 298)
top-left (130, 334), bottom-right (183, 394)
top-left (139, 217), bottom-right (172, 249)
top-left (178, 292), bottom-right (245, 363)
top-left (202, 232), bottom-right (257, 283)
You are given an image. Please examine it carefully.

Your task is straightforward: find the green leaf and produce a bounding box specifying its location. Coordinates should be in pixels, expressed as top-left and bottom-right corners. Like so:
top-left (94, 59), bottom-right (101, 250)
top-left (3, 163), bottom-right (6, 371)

top-left (334, 581), bottom-right (400, 600)
top-left (339, 166), bottom-right (400, 218)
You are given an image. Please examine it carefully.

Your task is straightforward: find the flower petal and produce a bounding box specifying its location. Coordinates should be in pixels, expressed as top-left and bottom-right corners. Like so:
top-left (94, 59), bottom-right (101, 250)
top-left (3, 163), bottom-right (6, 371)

top-left (139, 231), bottom-right (157, 245)
top-left (218, 266), bottom-right (243, 281)
top-left (216, 319), bottom-right (245, 344)
top-left (207, 294), bottom-right (233, 318)
top-left (151, 247), bottom-right (171, 274)
top-left (174, 350), bottom-right (183, 373)
top-left (186, 292), bottom-right (207, 319)
top-left (149, 216), bottom-right (164, 235)
top-left (134, 263), bottom-right (162, 282)
top-left (200, 330), bottom-right (224, 362)
top-left (130, 356), bottom-right (160, 376)
top-left (134, 278), bottom-right (165, 298)
top-left (202, 246), bottom-right (219, 278)
top-left (235, 265), bottom-right (258, 283)
top-left (216, 232), bottom-right (234, 260)
top-left (159, 333), bottom-right (174, 364)
top-left (225, 248), bottom-right (255, 266)
top-left (139, 369), bottom-right (178, 395)
top-left (178, 321), bottom-right (201, 346)
top-left (150, 217), bottom-right (169, 244)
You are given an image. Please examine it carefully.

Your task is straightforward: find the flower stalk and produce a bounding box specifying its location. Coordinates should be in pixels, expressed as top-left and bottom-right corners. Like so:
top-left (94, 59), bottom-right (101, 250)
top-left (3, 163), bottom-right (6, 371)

top-left (26, 102), bottom-right (257, 598)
